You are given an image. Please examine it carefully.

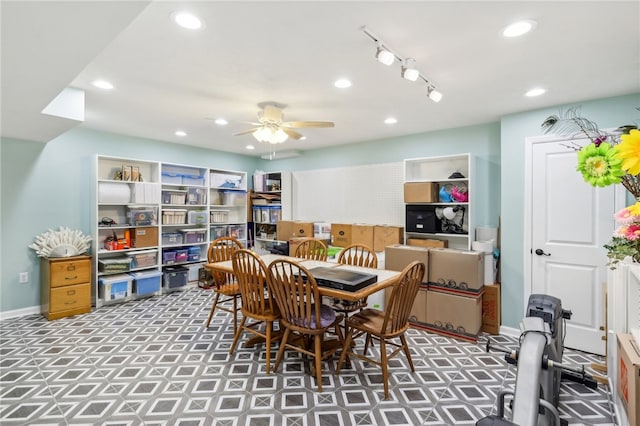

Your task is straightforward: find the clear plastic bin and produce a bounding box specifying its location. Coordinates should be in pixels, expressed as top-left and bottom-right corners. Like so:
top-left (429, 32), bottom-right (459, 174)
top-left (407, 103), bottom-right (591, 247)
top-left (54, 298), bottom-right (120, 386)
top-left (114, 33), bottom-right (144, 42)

top-left (99, 274), bottom-right (132, 301)
top-left (180, 228), bottom-right (207, 244)
top-left (162, 209), bottom-right (187, 225)
top-left (210, 210), bottom-right (229, 223)
top-left (187, 210), bottom-right (208, 225)
top-left (131, 270), bottom-right (162, 296)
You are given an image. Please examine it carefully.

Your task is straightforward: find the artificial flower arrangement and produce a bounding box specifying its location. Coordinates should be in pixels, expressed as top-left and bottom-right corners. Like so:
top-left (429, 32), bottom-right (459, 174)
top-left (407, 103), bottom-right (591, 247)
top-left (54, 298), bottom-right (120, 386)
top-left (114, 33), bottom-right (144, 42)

top-left (541, 107), bottom-right (640, 268)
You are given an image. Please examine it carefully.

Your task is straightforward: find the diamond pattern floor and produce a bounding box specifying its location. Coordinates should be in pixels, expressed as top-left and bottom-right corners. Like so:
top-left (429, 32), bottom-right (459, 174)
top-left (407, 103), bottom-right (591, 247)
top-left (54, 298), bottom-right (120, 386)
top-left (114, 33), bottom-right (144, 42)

top-left (0, 288), bottom-right (615, 425)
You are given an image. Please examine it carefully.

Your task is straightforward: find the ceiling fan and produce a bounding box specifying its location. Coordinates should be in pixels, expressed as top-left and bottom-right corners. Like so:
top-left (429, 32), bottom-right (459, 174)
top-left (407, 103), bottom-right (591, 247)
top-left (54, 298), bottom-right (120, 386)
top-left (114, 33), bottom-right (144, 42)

top-left (233, 103), bottom-right (335, 144)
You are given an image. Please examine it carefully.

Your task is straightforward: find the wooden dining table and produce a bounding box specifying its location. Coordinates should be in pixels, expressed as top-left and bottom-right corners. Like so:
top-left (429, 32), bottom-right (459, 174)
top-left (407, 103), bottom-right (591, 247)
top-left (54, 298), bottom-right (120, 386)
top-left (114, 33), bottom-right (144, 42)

top-left (204, 253), bottom-right (401, 302)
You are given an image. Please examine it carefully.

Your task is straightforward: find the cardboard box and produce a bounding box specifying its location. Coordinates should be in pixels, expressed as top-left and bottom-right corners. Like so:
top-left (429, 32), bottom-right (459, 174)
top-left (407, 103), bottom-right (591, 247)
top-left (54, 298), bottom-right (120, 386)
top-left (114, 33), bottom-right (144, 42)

top-left (426, 289), bottom-right (482, 337)
top-left (351, 224), bottom-right (374, 248)
top-left (277, 220), bottom-right (314, 241)
top-left (429, 248), bottom-right (484, 293)
top-left (374, 225), bottom-right (404, 252)
top-left (481, 284), bottom-right (501, 334)
top-left (617, 333), bottom-right (640, 426)
top-left (384, 244), bottom-right (429, 282)
top-left (404, 182), bottom-right (439, 203)
top-left (386, 284), bottom-right (428, 323)
top-left (131, 227), bottom-right (158, 248)
top-left (331, 223), bottom-right (352, 247)
top-left (407, 238), bottom-right (448, 248)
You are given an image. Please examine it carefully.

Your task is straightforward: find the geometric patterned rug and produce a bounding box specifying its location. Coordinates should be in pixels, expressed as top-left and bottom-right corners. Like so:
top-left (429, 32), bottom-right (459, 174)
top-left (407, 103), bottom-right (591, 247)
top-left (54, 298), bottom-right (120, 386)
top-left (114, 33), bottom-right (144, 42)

top-left (0, 288), bottom-right (616, 425)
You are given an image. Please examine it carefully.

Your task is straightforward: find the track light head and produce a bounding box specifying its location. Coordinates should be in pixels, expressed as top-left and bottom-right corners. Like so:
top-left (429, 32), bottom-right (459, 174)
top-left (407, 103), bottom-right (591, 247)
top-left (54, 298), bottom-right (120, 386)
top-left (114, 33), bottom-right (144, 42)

top-left (427, 87), bottom-right (443, 103)
top-left (401, 58), bottom-right (419, 81)
top-left (376, 45), bottom-right (395, 66)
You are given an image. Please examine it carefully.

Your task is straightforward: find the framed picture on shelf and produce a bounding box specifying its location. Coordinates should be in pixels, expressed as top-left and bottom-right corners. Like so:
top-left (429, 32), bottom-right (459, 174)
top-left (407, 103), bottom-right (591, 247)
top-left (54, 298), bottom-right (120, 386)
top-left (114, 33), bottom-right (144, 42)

top-left (131, 166), bottom-right (140, 182)
top-left (122, 165), bottom-right (132, 181)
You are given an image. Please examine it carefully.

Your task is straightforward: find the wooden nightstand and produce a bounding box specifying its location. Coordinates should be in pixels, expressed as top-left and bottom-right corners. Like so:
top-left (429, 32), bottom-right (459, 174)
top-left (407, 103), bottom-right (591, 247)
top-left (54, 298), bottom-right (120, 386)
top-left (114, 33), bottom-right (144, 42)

top-left (41, 255), bottom-right (92, 320)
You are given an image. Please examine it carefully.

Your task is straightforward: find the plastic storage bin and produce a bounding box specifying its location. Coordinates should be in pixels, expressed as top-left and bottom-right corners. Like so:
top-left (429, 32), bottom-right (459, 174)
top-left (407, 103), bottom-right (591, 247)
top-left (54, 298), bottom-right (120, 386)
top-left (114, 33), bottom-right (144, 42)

top-left (128, 207), bottom-right (157, 226)
top-left (175, 249), bottom-right (189, 263)
top-left (228, 225), bottom-right (245, 240)
top-left (269, 206), bottom-right (282, 223)
top-left (186, 188), bottom-right (206, 205)
top-left (187, 210), bottom-right (208, 225)
top-left (182, 174), bottom-right (205, 186)
top-left (162, 209), bottom-right (187, 225)
top-left (131, 270), bottom-right (163, 296)
top-left (162, 232), bottom-right (183, 245)
top-left (126, 249), bottom-right (158, 268)
top-left (211, 225), bottom-right (228, 239)
top-left (221, 190), bottom-right (246, 206)
top-left (98, 257), bottom-right (132, 273)
top-left (187, 246), bottom-right (201, 261)
top-left (161, 172), bottom-right (182, 184)
top-left (180, 228), bottom-right (207, 244)
top-left (210, 210), bottom-right (229, 224)
top-left (162, 250), bottom-right (177, 265)
top-left (162, 190), bottom-right (187, 205)
top-left (99, 274), bottom-right (132, 301)
top-left (186, 263), bottom-right (204, 282)
top-left (164, 267), bottom-right (188, 289)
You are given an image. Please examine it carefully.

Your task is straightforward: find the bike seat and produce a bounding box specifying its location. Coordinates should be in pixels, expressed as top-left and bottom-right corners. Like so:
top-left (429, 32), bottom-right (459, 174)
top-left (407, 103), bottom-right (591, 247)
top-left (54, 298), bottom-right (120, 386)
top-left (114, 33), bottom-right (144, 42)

top-left (476, 415), bottom-right (518, 426)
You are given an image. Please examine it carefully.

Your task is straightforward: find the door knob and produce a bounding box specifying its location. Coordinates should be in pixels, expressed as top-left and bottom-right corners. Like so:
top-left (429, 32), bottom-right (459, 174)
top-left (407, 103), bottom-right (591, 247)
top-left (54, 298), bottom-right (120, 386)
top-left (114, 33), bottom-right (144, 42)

top-left (534, 249), bottom-right (551, 256)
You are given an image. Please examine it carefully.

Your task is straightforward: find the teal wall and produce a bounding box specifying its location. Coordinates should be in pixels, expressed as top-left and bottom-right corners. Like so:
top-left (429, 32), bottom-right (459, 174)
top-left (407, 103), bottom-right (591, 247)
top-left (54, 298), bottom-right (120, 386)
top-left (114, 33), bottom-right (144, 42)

top-left (499, 93), bottom-right (640, 328)
top-left (2, 93), bottom-right (638, 328)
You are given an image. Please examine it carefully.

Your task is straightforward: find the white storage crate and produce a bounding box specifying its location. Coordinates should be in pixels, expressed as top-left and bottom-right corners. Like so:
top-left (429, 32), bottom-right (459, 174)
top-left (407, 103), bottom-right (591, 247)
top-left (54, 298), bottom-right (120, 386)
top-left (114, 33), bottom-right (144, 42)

top-left (162, 209), bottom-right (187, 225)
top-left (210, 210), bottom-right (229, 223)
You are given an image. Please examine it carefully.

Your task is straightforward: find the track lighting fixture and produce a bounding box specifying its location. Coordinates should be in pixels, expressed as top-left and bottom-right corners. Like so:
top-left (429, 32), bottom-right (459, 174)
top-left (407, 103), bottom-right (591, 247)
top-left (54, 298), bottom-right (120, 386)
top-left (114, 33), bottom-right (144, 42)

top-left (361, 25), bottom-right (442, 103)
top-left (376, 44), bottom-right (395, 66)
top-left (401, 58), bottom-right (419, 82)
top-left (427, 86), bottom-right (443, 103)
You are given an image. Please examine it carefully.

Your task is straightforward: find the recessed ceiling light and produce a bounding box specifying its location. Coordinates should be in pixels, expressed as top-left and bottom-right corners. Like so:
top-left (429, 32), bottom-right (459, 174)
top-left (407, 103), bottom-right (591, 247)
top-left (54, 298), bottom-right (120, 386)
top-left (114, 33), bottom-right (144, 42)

top-left (246, 145), bottom-right (255, 150)
top-left (172, 11), bottom-right (203, 30)
top-left (175, 130), bottom-right (187, 137)
top-left (214, 118), bottom-right (228, 125)
top-left (384, 117), bottom-right (397, 125)
top-left (299, 136), bottom-right (307, 140)
top-left (334, 79), bottom-right (352, 88)
top-left (92, 79), bottom-right (114, 90)
top-left (502, 20), bottom-right (537, 37)
top-left (525, 87), bottom-right (546, 97)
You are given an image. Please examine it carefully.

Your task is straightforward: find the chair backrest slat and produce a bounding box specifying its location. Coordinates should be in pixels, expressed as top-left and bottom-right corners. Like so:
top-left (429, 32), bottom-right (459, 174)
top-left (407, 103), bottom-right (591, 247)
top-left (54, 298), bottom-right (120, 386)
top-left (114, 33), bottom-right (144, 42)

top-left (207, 237), bottom-right (243, 289)
top-left (337, 243), bottom-right (378, 268)
top-left (383, 261), bottom-right (424, 334)
top-left (294, 238), bottom-right (328, 261)
top-left (232, 249), bottom-right (273, 316)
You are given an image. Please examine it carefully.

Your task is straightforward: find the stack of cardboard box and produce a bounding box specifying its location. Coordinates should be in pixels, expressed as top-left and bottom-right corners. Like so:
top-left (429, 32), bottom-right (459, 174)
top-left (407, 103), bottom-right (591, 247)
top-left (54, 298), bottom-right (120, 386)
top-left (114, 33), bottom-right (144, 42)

top-left (385, 244), bottom-right (501, 342)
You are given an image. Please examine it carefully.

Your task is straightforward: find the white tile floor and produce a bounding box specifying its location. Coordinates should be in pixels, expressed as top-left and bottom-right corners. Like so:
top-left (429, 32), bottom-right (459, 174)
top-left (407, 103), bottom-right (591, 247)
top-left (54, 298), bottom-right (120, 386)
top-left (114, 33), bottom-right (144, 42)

top-left (0, 288), bottom-right (616, 425)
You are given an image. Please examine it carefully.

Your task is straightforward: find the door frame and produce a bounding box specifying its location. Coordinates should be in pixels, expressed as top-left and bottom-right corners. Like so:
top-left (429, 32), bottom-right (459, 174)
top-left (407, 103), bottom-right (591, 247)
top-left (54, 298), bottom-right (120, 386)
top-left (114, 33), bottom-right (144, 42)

top-left (523, 134), bottom-right (627, 313)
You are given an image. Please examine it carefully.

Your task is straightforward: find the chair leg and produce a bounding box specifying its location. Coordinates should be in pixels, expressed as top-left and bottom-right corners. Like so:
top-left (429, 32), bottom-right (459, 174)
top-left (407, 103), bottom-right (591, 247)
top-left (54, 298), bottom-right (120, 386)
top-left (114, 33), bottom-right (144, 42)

top-left (363, 332), bottom-right (372, 354)
top-left (380, 338), bottom-right (389, 400)
top-left (314, 334), bottom-right (323, 392)
top-left (335, 329), bottom-right (354, 374)
top-left (265, 321), bottom-right (272, 375)
top-left (399, 334), bottom-right (415, 372)
top-left (274, 328), bottom-right (291, 373)
top-left (231, 295), bottom-right (238, 333)
top-left (229, 317), bottom-right (247, 355)
top-left (205, 293), bottom-right (221, 328)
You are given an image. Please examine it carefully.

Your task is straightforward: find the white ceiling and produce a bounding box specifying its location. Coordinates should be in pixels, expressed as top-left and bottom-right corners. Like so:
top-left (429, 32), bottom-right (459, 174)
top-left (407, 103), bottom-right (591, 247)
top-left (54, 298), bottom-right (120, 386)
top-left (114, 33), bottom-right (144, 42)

top-left (2, 1), bottom-right (639, 158)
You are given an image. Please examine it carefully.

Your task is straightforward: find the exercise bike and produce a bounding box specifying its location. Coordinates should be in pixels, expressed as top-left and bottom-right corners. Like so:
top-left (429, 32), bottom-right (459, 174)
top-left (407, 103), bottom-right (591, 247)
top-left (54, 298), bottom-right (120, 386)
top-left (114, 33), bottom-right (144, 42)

top-left (477, 294), bottom-right (598, 426)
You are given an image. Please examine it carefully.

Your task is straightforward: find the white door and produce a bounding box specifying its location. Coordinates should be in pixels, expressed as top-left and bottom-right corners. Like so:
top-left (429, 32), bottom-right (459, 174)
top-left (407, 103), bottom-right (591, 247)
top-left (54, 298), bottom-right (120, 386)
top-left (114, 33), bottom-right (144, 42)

top-left (527, 137), bottom-right (614, 355)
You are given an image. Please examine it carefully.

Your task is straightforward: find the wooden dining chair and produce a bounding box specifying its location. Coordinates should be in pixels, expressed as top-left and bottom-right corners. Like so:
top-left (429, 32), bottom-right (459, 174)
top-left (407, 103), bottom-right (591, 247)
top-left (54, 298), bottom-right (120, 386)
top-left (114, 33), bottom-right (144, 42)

top-left (293, 237), bottom-right (328, 261)
top-left (229, 249), bottom-right (281, 374)
top-left (205, 237), bottom-right (243, 332)
top-left (330, 243), bottom-right (378, 317)
top-left (335, 260), bottom-right (425, 399)
top-left (267, 258), bottom-right (343, 392)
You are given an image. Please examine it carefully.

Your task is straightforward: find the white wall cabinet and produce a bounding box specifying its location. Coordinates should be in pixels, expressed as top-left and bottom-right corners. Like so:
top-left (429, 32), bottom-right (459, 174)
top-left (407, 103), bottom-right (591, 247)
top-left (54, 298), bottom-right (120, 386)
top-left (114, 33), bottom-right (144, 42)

top-left (252, 171), bottom-right (291, 253)
top-left (404, 154), bottom-right (475, 250)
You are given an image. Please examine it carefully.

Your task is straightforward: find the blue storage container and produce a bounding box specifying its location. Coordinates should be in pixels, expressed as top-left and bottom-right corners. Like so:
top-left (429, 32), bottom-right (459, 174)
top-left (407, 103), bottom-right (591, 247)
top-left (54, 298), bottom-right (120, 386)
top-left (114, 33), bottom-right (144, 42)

top-left (98, 274), bottom-right (132, 301)
top-left (187, 246), bottom-right (201, 261)
top-left (161, 172), bottom-right (182, 184)
top-left (130, 270), bottom-right (163, 296)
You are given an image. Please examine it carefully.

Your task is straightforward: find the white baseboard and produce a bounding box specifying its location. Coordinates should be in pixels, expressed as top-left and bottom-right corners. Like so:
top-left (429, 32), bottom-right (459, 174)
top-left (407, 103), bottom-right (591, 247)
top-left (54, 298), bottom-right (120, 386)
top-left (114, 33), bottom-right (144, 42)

top-left (0, 305), bottom-right (41, 321)
top-left (499, 325), bottom-right (520, 338)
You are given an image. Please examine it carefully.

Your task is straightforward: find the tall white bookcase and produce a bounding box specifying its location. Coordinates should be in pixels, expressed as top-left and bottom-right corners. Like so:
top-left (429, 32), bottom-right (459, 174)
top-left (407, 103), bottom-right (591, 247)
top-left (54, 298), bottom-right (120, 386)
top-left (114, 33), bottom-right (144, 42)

top-left (404, 154), bottom-right (475, 250)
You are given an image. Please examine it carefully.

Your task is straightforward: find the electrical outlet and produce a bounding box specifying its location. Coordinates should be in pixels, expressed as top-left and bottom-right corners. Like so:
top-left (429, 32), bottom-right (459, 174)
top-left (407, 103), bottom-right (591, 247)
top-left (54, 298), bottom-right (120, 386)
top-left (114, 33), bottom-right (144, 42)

top-left (19, 272), bottom-right (28, 283)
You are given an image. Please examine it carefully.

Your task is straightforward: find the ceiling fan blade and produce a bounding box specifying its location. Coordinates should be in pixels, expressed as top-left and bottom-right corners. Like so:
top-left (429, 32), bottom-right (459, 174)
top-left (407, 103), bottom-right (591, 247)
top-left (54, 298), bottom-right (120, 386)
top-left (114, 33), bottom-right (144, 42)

top-left (281, 127), bottom-right (304, 139)
top-left (282, 121), bottom-right (335, 128)
top-left (233, 128), bottom-right (259, 136)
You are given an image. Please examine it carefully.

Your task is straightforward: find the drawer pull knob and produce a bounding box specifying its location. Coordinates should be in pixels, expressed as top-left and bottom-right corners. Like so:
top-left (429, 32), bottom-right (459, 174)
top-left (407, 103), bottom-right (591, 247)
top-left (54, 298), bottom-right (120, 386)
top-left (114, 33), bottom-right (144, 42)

top-left (67, 265), bottom-right (76, 271)
top-left (67, 290), bottom-right (76, 296)
top-left (65, 276), bottom-right (78, 280)
top-left (64, 300), bottom-right (77, 305)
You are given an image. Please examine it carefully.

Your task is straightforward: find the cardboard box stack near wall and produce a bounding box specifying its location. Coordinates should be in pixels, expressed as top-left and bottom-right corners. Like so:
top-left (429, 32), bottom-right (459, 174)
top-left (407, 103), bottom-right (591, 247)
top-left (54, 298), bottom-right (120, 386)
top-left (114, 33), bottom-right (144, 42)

top-left (407, 238), bottom-right (448, 248)
top-left (373, 225), bottom-right (404, 252)
top-left (404, 182), bottom-right (439, 203)
top-left (384, 244), bottom-right (490, 342)
top-left (617, 333), bottom-right (640, 426)
top-left (351, 224), bottom-right (375, 248)
top-left (277, 220), bottom-right (314, 241)
top-left (481, 284), bottom-right (501, 335)
top-left (331, 224), bottom-right (352, 247)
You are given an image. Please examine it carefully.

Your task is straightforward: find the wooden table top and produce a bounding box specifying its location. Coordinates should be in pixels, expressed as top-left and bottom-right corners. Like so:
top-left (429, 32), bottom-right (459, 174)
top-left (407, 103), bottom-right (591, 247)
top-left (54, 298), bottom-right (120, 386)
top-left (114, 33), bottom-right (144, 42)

top-left (205, 254), bottom-right (401, 302)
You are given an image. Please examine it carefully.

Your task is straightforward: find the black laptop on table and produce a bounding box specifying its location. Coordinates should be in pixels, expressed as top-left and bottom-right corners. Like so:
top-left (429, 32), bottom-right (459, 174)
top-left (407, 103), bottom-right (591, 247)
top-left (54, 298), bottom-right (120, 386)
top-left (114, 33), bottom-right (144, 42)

top-left (306, 267), bottom-right (377, 292)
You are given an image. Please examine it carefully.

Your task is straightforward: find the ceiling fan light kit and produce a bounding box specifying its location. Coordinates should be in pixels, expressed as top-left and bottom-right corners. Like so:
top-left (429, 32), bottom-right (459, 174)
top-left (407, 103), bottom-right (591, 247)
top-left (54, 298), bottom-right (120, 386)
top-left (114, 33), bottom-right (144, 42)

top-left (361, 26), bottom-right (442, 102)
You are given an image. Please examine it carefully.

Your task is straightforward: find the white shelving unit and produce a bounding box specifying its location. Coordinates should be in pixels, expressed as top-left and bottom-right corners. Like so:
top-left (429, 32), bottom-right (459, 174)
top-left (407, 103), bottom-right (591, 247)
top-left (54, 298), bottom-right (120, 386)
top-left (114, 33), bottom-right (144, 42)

top-left (94, 156), bottom-right (250, 305)
top-left (209, 168), bottom-right (249, 247)
top-left (404, 154), bottom-right (475, 250)
top-left (252, 171), bottom-right (291, 253)
top-left (95, 156), bottom-right (161, 307)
